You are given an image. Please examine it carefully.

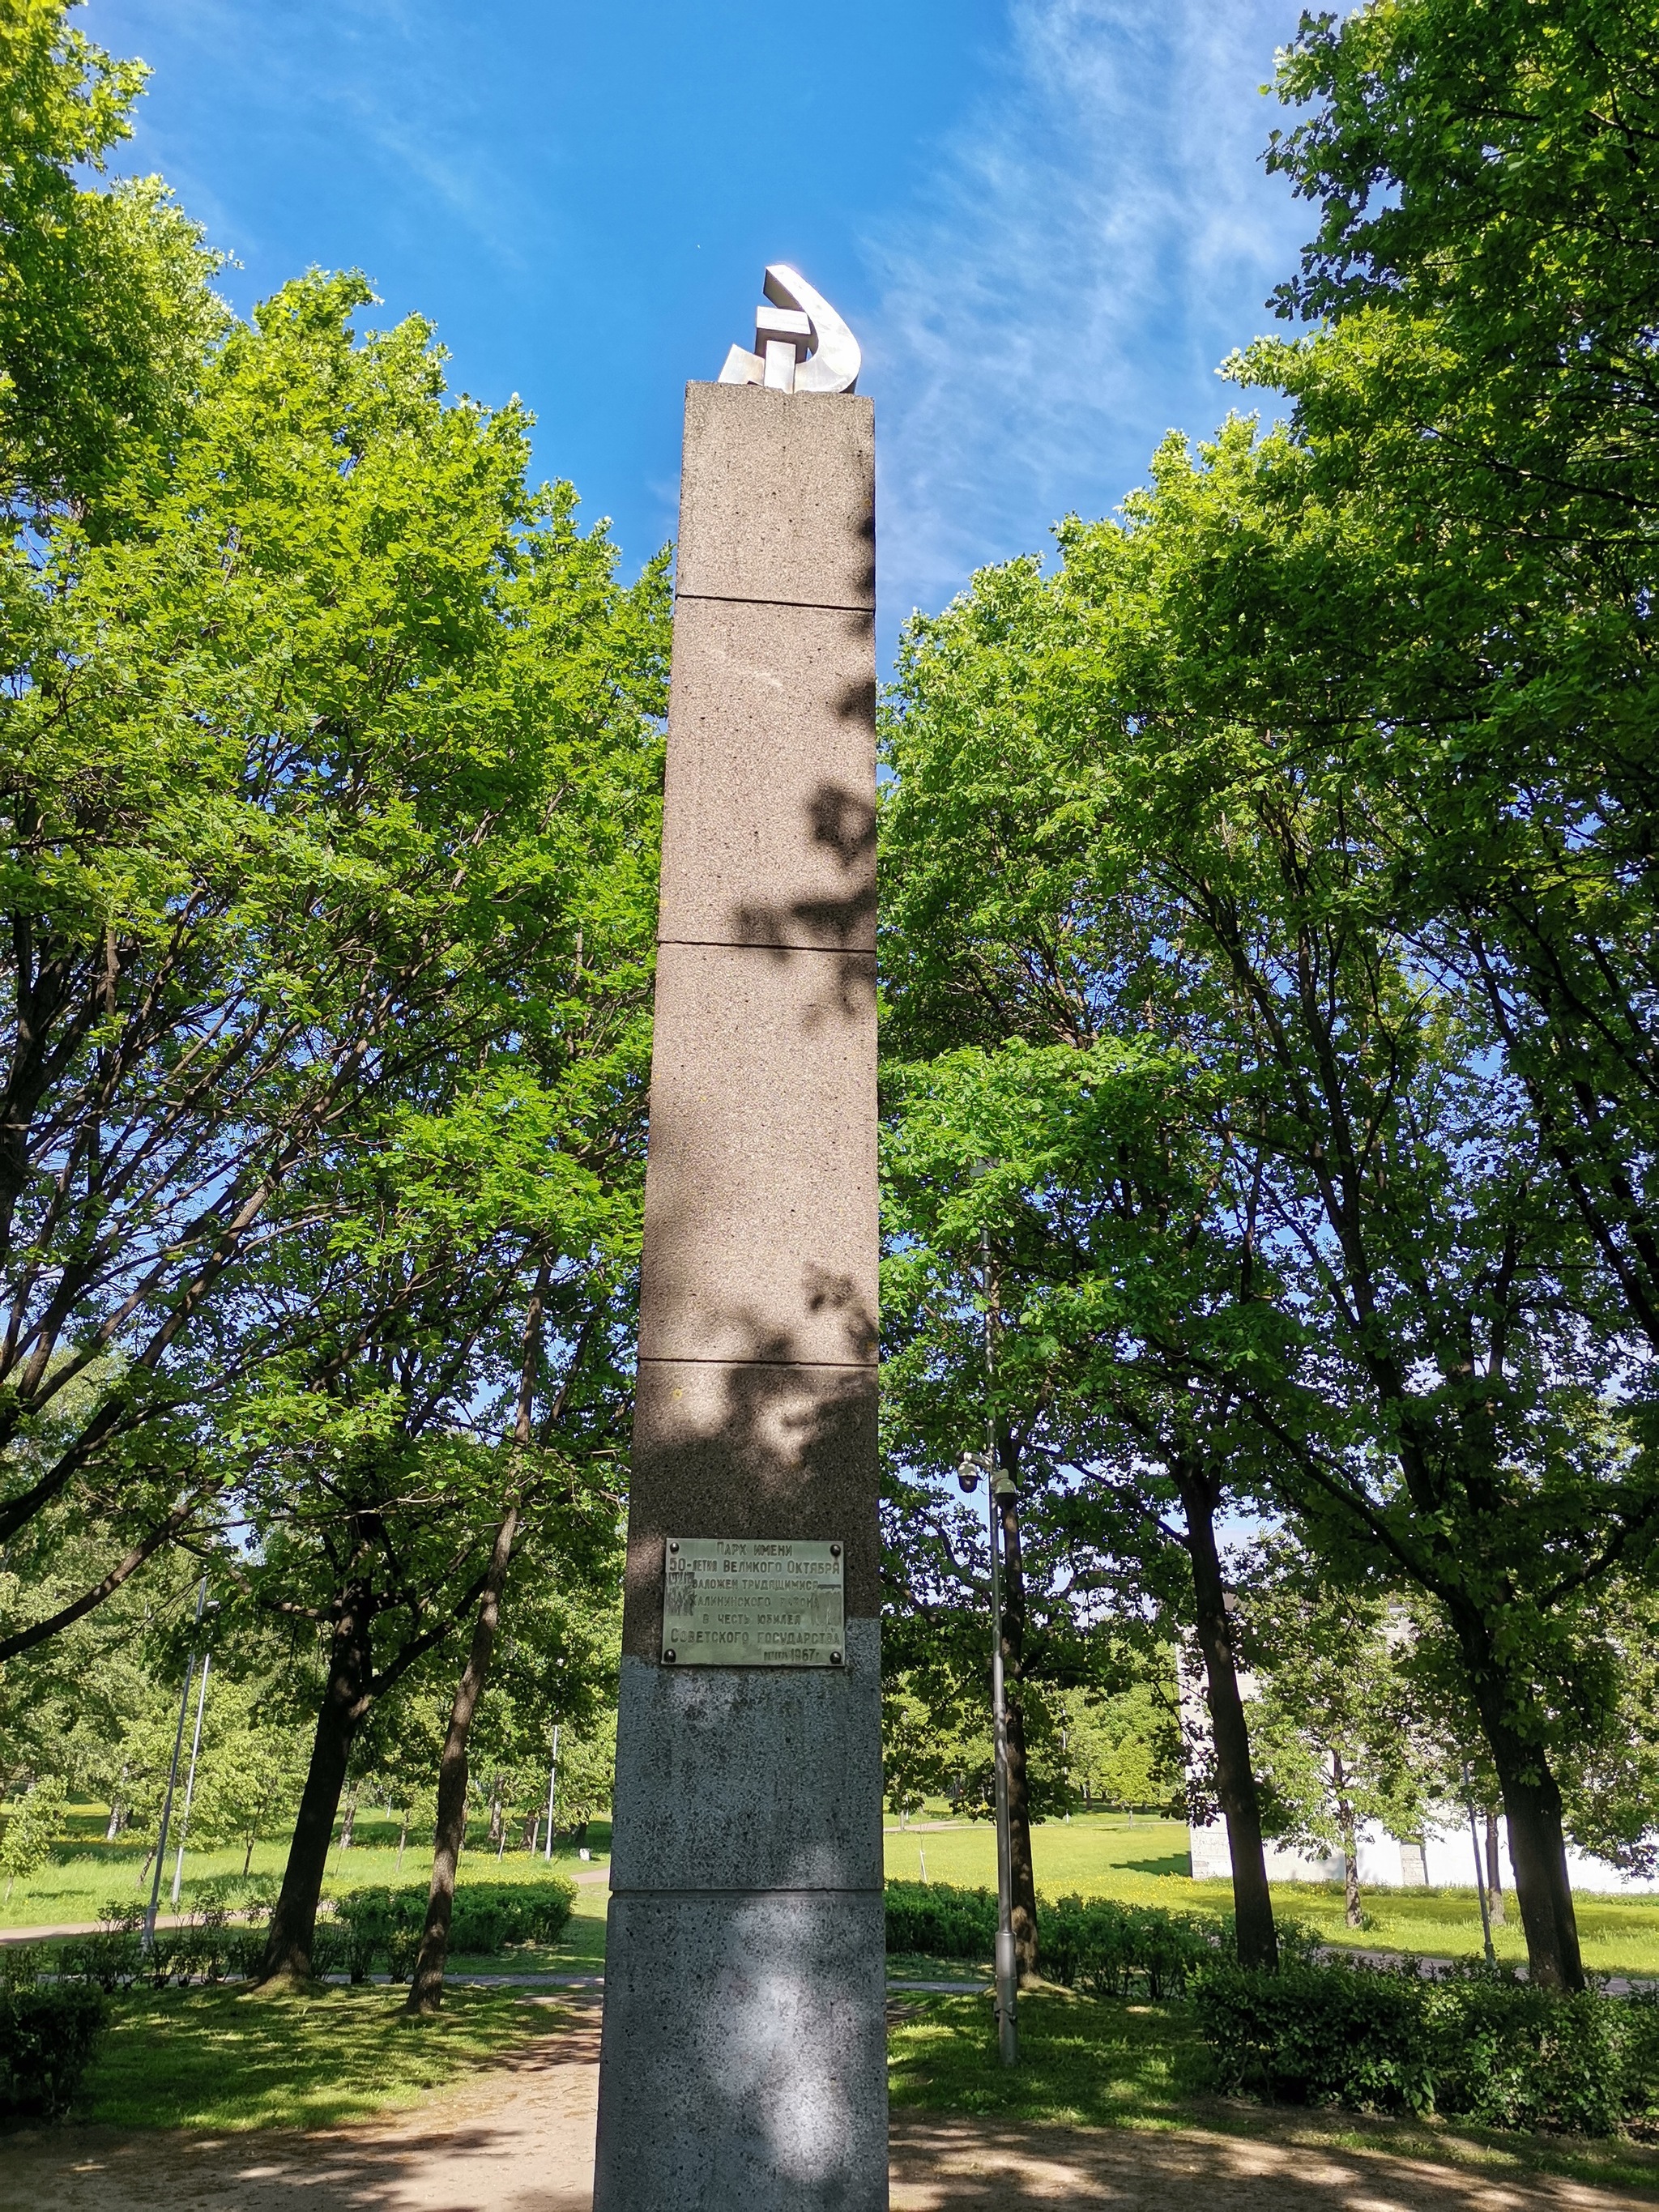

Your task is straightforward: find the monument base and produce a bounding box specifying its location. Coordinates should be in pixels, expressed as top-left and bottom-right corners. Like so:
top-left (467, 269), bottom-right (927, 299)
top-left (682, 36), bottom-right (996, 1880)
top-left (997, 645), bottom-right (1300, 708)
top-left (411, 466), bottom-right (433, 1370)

top-left (595, 1888), bottom-right (888, 2209)
top-left (593, 1637), bottom-right (889, 2211)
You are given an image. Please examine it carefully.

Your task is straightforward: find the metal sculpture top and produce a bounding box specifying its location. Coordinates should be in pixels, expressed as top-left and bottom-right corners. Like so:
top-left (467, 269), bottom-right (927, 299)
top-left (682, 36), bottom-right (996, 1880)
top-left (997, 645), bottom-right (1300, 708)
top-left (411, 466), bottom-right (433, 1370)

top-left (718, 265), bottom-right (860, 396)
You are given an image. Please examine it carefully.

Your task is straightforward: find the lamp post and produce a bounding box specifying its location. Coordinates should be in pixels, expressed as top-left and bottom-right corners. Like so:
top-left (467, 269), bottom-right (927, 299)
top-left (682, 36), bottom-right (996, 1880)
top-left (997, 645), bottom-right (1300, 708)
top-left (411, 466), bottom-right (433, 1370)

top-left (543, 1724), bottom-right (561, 1864)
top-left (957, 1176), bottom-right (1018, 2065)
top-left (145, 1577), bottom-right (207, 1953)
top-left (169, 1648), bottom-right (211, 1907)
top-left (957, 1445), bottom-right (1018, 2066)
top-left (1461, 1762), bottom-right (1498, 1967)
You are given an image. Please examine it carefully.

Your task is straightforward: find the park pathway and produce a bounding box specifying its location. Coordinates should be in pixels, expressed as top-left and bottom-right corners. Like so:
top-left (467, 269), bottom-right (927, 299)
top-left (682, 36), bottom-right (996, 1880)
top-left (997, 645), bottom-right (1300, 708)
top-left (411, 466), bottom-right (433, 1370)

top-left (1, 1997), bottom-right (1653, 2212)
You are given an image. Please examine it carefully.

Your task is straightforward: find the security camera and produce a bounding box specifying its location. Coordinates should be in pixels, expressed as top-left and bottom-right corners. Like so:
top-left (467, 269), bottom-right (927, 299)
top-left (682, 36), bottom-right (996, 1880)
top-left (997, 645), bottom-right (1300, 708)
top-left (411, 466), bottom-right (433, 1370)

top-left (956, 1450), bottom-right (992, 1495)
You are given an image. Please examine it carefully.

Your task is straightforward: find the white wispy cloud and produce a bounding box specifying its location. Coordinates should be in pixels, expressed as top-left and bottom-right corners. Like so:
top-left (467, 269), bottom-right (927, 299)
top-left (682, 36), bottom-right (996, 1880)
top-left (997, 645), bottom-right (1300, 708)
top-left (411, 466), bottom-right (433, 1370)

top-left (108, 0), bottom-right (526, 283)
top-left (863, 0), bottom-right (1312, 643)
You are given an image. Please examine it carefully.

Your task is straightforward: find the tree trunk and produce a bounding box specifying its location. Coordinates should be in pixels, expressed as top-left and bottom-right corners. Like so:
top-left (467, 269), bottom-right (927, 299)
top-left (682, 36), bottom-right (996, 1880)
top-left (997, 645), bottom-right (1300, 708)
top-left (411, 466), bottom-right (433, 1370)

top-left (338, 1788), bottom-right (357, 1852)
top-left (406, 1499), bottom-right (522, 2017)
top-left (396, 1812), bottom-right (409, 1874)
top-left (1004, 1692), bottom-right (1039, 1984)
top-left (488, 1779), bottom-right (505, 1856)
top-left (996, 1469), bottom-right (1041, 1985)
top-left (1177, 1466), bottom-right (1277, 1970)
top-left (1499, 1764), bottom-right (1580, 1987)
top-left (242, 1830), bottom-right (256, 1878)
top-left (258, 1580), bottom-right (375, 1983)
top-left (1333, 1756), bottom-right (1361, 1928)
top-left (1485, 1810), bottom-right (1507, 1929)
top-left (1461, 1646), bottom-right (1582, 1988)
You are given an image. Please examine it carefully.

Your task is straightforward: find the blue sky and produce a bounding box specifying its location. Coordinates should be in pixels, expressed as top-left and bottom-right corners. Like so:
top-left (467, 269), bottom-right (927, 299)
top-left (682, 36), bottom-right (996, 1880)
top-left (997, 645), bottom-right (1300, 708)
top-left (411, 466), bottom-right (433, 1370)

top-left (90, 0), bottom-right (1312, 663)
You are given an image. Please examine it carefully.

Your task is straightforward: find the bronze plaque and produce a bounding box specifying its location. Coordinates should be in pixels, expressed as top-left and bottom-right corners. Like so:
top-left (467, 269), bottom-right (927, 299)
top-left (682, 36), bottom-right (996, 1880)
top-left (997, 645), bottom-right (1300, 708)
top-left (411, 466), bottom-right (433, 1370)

top-left (661, 1536), bottom-right (845, 1667)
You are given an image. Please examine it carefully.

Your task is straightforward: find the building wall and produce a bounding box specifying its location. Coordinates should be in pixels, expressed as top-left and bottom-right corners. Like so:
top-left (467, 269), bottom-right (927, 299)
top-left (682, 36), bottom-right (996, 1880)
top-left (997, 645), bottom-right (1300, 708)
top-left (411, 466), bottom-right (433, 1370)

top-left (1188, 1814), bottom-right (1659, 1897)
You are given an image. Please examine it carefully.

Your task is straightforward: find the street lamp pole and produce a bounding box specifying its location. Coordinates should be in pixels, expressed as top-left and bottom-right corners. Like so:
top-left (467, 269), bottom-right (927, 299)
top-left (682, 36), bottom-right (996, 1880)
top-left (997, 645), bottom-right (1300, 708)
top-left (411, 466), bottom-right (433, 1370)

top-left (145, 1576), bottom-right (206, 1954)
top-left (987, 1462), bottom-right (1018, 2065)
top-left (169, 1648), bottom-right (211, 1908)
top-left (543, 1723), bottom-right (561, 1864)
top-left (1461, 1762), bottom-right (1498, 1967)
top-left (957, 1191), bottom-right (1017, 2066)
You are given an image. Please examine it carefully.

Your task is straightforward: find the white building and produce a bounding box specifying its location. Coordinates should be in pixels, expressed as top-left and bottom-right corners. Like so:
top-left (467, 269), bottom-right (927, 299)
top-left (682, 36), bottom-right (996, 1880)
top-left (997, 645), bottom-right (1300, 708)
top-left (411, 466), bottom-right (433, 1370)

top-left (1174, 1643), bottom-right (1658, 1898)
top-left (1188, 1810), bottom-right (1659, 1898)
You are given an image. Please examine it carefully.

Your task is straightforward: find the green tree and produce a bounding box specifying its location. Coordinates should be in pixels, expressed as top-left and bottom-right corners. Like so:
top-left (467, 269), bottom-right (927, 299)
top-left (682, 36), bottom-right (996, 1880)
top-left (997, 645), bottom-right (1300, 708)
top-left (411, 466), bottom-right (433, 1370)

top-left (0, 1771), bottom-right (62, 1897)
top-left (881, 1089), bottom-right (1146, 1978)
top-left (879, 478), bottom-right (1658, 1990)
top-left (881, 1678), bottom-right (975, 1824)
top-left (1242, 1558), bottom-right (1423, 1928)
top-left (1233, 2), bottom-right (1659, 1431)
top-left (0, 266), bottom-right (666, 1659)
top-left (879, 769), bottom-right (1295, 1971)
top-left (1060, 1672), bottom-right (1183, 1817)
top-left (352, 1690), bottom-right (443, 1874)
top-left (0, 0), bottom-right (225, 512)
top-left (176, 1671), bottom-right (310, 1878)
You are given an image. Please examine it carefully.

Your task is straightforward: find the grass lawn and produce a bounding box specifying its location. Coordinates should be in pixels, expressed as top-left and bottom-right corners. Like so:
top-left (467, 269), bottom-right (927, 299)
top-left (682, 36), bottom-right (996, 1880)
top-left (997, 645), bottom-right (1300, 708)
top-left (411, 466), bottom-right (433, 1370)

top-left (15, 1802), bottom-right (1657, 1984)
top-left (79, 1984), bottom-right (569, 2129)
top-left (0, 1805), bottom-right (606, 1933)
top-left (889, 1988), bottom-right (1659, 2198)
top-left (885, 1812), bottom-right (1659, 1979)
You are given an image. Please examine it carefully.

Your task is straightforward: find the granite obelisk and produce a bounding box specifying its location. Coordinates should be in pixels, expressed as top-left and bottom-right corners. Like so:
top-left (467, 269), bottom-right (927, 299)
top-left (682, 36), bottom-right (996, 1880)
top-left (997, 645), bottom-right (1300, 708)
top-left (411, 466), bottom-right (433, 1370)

top-left (591, 272), bottom-right (885, 2210)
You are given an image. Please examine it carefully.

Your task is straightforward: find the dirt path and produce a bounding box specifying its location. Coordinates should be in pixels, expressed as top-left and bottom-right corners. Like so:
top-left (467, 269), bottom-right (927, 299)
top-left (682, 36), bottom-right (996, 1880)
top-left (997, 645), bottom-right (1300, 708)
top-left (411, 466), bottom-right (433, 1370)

top-left (2, 2001), bottom-right (1653, 2212)
top-left (889, 2116), bottom-right (1658, 2209)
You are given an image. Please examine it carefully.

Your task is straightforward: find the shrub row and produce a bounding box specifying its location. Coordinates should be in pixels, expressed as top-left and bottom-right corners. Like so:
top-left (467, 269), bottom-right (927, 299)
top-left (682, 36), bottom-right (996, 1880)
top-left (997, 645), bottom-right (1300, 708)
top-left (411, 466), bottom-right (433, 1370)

top-left (1196, 1959), bottom-right (1659, 2136)
top-left (1041, 1895), bottom-right (1226, 2000)
top-left (0, 1876), bottom-right (579, 2119)
top-left (884, 1879), bottom-right (999, 1959)
top-left (59, 1903), bottom-right (245, 1992)
top-left (49, 1877), bottom-right (578, 1994)
top-left (884, 1882), bottom-right (1269, 2000)
top-left (331, 1879), bottom-right (577, 1981)
top-left (0, 1988), bottom-right (107, 2118)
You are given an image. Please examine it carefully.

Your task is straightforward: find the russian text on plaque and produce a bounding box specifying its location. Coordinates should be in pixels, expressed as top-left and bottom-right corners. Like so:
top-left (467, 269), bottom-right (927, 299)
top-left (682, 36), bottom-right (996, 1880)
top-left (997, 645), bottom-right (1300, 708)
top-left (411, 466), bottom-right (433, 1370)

top-left (660, 1536), bottom-right (846, 1668)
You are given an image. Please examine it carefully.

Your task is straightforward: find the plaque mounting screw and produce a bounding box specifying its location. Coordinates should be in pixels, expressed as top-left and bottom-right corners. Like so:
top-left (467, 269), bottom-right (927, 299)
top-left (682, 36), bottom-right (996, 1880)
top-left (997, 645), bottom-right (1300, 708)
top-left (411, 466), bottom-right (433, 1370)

top-left (663, 1648), bottom-right (677, 1663)
top-left (830, 1543), bottom-right (841, 1558)
top-left (830, 1650), bottom-right (843, 1665)
top-left (668, 1541), bottom-right (679, 1554)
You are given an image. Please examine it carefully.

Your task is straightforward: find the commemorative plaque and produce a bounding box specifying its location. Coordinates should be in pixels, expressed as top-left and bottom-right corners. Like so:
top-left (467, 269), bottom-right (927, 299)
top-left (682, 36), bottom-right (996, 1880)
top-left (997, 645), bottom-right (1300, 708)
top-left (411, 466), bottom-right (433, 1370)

top-left (661, 1536), bottom-right (845, 1668)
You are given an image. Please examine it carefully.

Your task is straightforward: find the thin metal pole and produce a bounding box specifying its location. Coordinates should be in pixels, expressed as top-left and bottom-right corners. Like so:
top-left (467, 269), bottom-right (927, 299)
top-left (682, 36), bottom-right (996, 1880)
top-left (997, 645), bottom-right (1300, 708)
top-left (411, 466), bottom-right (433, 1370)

top-left (543, 1724), bottom-right (560, 1863)
top-left (145, 1578), bottom-right (206, 1952)
top-left (1462, 1763), bottom-right (1497, 1967)
top-left (983, 1217), bottom-right (1017, 2067)
top-left (170, 1652), bottom-right (211, 1907)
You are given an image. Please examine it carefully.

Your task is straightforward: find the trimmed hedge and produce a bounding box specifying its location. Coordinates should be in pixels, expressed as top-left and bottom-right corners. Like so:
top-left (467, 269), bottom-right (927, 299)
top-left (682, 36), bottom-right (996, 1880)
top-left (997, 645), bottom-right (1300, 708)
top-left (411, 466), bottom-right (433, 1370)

top-left (61, 1903), bottom-right (239, 1992)
top-left (1196, 1958), bottom-right (1659, 2135)
top-left (331, 1879), bottom-right (577, 1980)
top-left (885, 1881), bottom-right (1256, 2000)
top-left (1042, 1895), bottom-right (1222, 2000)
top-left (53, 1880), bottom-right (578, 1991)
top-left (0, 1987), bottom-right (108, 2118)
top-left (884, 1880), bottom-right (998, 1960)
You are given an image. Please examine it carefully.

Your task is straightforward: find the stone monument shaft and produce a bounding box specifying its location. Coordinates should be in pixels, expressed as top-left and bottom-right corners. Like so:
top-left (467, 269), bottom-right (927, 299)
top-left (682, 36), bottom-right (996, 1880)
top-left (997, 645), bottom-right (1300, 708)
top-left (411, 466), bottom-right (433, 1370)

top-left (591, 351), bottom-right (886, 2207)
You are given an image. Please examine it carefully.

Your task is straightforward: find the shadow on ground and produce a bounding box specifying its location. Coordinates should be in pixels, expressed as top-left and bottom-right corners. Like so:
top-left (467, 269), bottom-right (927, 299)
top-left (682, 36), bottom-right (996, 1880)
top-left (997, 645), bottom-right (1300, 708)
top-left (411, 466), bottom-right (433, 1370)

top-left (7, 2000), bottom-right (1658, 2212)
top-left (1, 2001), bottom-right (602, 2212)
top-left (889, 2112), bottom-right (1659, 2209)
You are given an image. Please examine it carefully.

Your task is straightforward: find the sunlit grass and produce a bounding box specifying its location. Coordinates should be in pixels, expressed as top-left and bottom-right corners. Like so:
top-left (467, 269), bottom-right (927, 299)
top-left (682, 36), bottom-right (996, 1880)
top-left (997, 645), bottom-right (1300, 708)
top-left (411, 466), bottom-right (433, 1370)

top-left (81, 1984), bottom-right (569, 2130)
top-left (883, 1810), bottom-right (1659, 1978)
top-left (888, 1989), bottom-right (1659, 2197)
top-left (0, 1804), bottom-right (606, 1933)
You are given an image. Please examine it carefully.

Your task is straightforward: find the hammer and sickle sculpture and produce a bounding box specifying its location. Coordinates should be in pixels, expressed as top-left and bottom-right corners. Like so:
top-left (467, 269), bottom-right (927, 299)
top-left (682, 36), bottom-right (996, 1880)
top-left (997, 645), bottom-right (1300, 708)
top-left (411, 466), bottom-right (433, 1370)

top-left (718, 265), bottom-right (861, 395)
